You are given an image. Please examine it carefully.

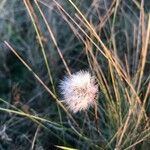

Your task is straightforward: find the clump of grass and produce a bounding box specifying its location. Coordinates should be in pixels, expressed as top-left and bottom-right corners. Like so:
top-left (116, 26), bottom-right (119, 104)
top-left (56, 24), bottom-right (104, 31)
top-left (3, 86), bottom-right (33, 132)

top-left (0, 0), bottom-right (150, 149)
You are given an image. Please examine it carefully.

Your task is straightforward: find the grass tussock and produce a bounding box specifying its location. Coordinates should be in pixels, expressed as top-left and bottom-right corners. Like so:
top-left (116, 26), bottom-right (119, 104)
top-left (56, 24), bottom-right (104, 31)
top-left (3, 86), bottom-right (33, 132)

top-left (0, 0), bottom-right (150, 149)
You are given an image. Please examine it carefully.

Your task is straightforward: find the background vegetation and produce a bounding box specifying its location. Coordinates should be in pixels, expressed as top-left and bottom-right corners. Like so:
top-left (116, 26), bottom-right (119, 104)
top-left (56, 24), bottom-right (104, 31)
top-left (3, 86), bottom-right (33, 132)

top-left (0, 0), bottom-right (150, 149)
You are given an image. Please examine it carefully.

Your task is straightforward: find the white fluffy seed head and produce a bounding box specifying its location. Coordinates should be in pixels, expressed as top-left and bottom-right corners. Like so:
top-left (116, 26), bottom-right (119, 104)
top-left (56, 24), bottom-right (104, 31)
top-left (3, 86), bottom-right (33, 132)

top-left (60, 70), bottom-right (98, 113)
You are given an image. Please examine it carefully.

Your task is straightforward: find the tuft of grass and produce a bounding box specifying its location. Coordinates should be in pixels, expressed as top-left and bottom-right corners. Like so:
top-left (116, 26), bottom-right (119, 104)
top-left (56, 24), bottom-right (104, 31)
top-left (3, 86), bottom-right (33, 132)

top-left (0, 0), bottom-right (150, 149)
